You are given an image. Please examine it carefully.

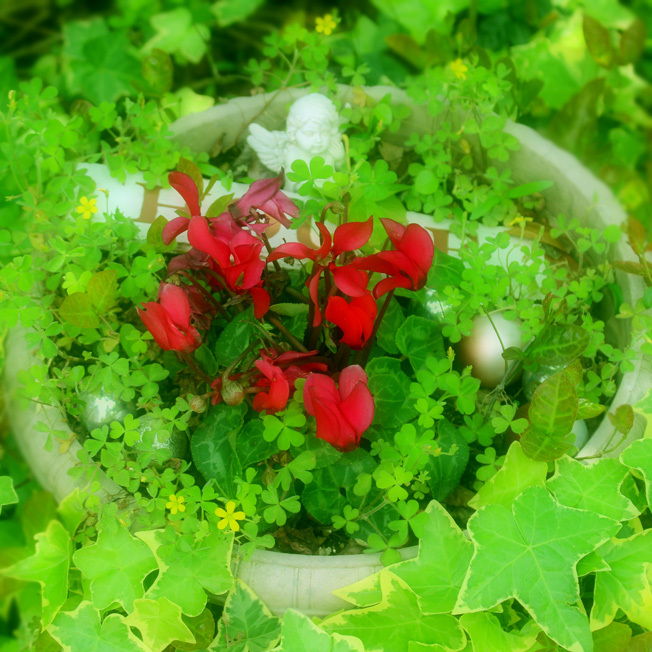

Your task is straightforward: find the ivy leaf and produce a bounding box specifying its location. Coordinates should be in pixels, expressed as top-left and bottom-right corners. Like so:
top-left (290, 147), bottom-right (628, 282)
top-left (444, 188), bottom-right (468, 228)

top-left (140, 529), bottom-right (234, 617)
top-left (322, 572), bottom-right (465, 652)
top-left (469, 441), bottom-right (548, 510)
top-left (59, 293), bottom-right (100, 329)
top-left (2, 520), bottom-right (71, 626)
top-left (48, 601), bottom-right (149, 652)
top-left (547, 457), bottom-right (639, 522)
top-left (276, 609), bottom-right (364, 652)
top-left (144, 9), bottom-right (209, 64)
top-left (591, 530), bottom-right (652, 631)
top-left (620, 439), bottom-right (652, 509)
top-left (210, 579), bottom-right (281, 651)
top-left (389, 501), bottom-right (473, 613)
top-left (0, 476), bottom-right (18, 515)
top-left (459, 612), bottom-right (539, 652)
top-left (124, 597), bottom-right (195, 652)
top-left (454, 486), bottom-right (620, 652)
top-left (72, 519), bottom-right (158, 612)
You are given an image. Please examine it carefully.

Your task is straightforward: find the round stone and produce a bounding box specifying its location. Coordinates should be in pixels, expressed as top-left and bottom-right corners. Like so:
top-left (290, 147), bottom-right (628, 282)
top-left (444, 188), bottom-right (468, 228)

top-left (81, 388), bottom-right (130, 433)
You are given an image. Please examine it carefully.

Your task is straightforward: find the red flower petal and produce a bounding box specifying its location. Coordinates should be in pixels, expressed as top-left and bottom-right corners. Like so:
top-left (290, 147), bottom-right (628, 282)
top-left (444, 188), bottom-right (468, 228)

top-left (267, 242), bottom-right (315, 263)
top-left (303, 372), bottom-right (339, 416)
top-left (331, 265), bottom-right (369, 297)
top-left (249, 286), bottom-right (270, 319)
top-left (338, 365), bottom-right (369, 400)
top-left (169, 171), bottom-right (201, 216)
top-left (339, 380), bottom-right (375, 436)
top-left (162, 216), bottom-right (190, 245)
top-left (332, 217), bottom-right (373, 256)
top-left (188, 216), bottom-right (230, 266)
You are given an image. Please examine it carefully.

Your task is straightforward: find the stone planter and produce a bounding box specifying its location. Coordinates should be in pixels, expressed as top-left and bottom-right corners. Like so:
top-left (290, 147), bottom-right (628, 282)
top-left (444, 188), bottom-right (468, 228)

top-left (4, 85), bottom-right (650, 617)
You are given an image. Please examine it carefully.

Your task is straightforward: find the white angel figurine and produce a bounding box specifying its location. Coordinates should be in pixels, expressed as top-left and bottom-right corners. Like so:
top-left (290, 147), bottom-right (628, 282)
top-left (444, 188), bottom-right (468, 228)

top-left (247, 93), bottom-right (345, 192)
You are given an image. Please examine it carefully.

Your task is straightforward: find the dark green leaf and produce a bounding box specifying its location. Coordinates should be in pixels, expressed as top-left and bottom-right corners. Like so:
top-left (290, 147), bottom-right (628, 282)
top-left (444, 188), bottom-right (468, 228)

top-left (141, 48), bottom-right (173, 95)
top-left (237, 419), bottom-right (277, 469)
top-left (190, 403), bottom-right (246, 494)
top-left (269, 303), bottom-right (309, 317)
top-left (376, 299), bottom-right (403, 354)
top-left (367, 369), bottom-right (412, 430)
top-left (396, 315), bottom-right (444, 373)
top-left (618, 19), bottom-right (646, 65)
top-left (527, 324), bottom-right (590, 367)
top-left (146, 215), bottom-right (169, 247)
top-left (425, 420), bottom-right (470, 501)
top-left (215, 307), bottom-right (257, 367)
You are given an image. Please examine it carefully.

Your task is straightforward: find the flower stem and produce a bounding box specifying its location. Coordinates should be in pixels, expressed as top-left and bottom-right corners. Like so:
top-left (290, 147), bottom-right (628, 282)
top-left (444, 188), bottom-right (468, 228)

top-left (359, 289), bottom-right (394, 367)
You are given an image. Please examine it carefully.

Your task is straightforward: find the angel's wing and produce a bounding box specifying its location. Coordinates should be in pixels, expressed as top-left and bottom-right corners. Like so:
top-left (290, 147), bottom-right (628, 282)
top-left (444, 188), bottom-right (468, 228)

top-left (247, 123), bottom-right (287, 173)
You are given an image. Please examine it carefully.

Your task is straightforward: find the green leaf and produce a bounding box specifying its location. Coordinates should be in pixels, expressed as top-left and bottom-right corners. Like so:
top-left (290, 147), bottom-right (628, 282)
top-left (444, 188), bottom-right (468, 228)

top-left (147, 215), bottom-right (169, 246)
top-left (591, 530), bottom-right (652, 631)
top-left (72, 32), bottom-right (141, 104)
top-left (48, 601), bottom-right (149, 652)
top-left (237, 418), bottom-right (277, 469)
top-left (276, 609), bottom-right (364, 652)
top-left (620, 439), bottom-right (652, 508)
top-left (506, 180), bottom-right (554, 199)
top-left (141, 529), bottom-right (234, 617)
top-left (72, 519), bottom-right (158, 612)
top-left (592, 623), bottom-right (632, 652)
top-left (389, 501), bottom-right (473, 613)
top-left (125, 598), bottom-right (195, 652)
top-left (270, 303), bottom-right (309, 317)
top-left (2, 520), bottom-right (71, 626)
top-left (455, 486), bottom-right (620, 652)
top-left (322, 572), bottom-right (465, 652)
top-left (527, 325), bottom-right (590, 367)
top-left (215, 307), bottom-right (257, 367)
top-left (302, 450), bottom-right (375, 524)
top-left (468, 441), bottom-right (547, 510)
top-left (376, 299), bottom-right (403, 354)
top-left (0, 476), bottom-right (18, 515)
top-left (521, 372), bottom-right (578, 462)
top-left (460, 612), bottom-right (539, 652)
top-left (395, 316), bottom-right (445, 374)
top-left (424, 420), bottom-right (469, 501)
top-left (547, 457), bottom-right (639, 522)
top-left (367, 368), bottom-right (412, 430)
top-left (206, 193), bottom-right (234, 218)
top-left (583, 14), bottom-right (614, 68)
top-left (210, 580), bottom-right (281, 651)
top-left (144, 9), bottom-right (209, 64)
top-left (212, 0), bottom-right (265, 27)
top-left (191, 402), bottom-right (246, 495)
top-left (619, 18), bottom-right (646, 64)
top-left (86, 270), bottom-right (117, 314)
top-left (59, 293), bottom-right (100, 329)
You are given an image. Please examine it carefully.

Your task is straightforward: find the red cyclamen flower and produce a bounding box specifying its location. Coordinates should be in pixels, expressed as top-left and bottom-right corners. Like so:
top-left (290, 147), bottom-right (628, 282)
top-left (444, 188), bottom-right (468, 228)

top-left (267, 218), bottom-right (373, 325)
top-left (138, 283), bottom-right (201, 353)
top-left (234, 175), bottom-right (300, 231)
top-left (252, 359), bottom-right (290, 414)
top-left (303, 365), bottom-right (375, 452)
top-left (325, 295), bottom-right (377, 350)
top-left (354, 218), bottom-right (434, 298)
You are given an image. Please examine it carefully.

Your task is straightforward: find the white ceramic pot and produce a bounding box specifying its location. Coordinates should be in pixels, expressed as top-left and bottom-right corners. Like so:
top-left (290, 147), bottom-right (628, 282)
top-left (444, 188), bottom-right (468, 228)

top-left (4, 85), bottom-right (650, 618)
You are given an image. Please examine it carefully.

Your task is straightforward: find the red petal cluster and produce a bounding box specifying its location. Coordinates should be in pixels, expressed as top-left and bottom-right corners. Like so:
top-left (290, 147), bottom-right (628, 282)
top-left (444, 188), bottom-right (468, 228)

top-left (268, 217), bottom-right (373, 325)
top-left (325, 295), bottom-right (377, 349)
top-left (234, 176), bottom-right (300, 232)
top-left (138, 283), bottom-right (201, 353)
top-left (303, 365), bottom-right (374, 451)
top-left (354, 218), bottom-right (434, 297)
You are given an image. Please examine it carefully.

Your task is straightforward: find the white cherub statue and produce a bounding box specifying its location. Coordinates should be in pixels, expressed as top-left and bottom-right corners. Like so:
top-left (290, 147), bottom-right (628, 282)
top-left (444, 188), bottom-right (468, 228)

top-left (247, 93), bottom-right (345, 192)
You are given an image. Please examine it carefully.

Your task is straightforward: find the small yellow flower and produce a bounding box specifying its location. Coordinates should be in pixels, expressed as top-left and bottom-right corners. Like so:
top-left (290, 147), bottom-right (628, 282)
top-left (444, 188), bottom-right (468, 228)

top-left (450, 58), bottom-right (468, 80)
top-left (509, 215), bottom-right (534, 227)
top-left (166, 494), bottom-right (186, 515)
top-left (215, 500), bottom-right (246, 532)
top-left (76, 196), bottom-right (98, 220)
top-left (315, 13), bottom-right (337, 36)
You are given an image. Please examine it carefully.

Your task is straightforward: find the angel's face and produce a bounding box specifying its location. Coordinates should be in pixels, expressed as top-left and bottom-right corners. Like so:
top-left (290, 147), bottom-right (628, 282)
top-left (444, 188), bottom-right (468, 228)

top-left (294, 120), bottom-right (332, 155)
